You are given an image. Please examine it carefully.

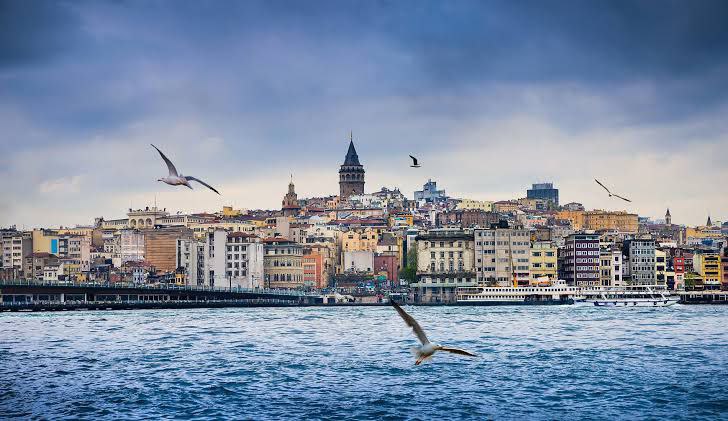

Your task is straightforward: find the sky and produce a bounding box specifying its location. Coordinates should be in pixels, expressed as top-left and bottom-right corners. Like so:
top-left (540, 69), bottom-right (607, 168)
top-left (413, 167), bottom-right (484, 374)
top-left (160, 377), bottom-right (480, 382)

top-left (1, 0), bottom-right (727, 228)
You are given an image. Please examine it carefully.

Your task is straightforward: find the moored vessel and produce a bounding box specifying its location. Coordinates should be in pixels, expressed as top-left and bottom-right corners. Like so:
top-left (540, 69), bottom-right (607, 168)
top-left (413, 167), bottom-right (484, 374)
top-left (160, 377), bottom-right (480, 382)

top-left (456, 279), bottom-right (578, 305)
top-left (586, 285), bottom-right (679, 307)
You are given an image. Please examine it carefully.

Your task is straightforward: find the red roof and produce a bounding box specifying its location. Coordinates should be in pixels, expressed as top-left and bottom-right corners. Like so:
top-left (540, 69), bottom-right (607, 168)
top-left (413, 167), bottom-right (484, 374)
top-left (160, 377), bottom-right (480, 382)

top-left (227, 232), bottom-right (257, 239)
top-left (262, 236), bottom-right (294, 244)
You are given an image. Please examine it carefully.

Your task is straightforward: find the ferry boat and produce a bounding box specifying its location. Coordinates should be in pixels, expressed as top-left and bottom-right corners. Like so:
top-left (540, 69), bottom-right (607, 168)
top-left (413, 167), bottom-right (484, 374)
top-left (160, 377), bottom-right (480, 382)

top-left (456, 279), bottom-right (578, 305)
top-left (586, 285), bottom-right (679, 307)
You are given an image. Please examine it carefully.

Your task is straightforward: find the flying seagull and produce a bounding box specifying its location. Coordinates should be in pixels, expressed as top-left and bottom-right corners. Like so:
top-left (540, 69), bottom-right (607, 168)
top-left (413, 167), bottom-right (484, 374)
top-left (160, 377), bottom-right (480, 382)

top-left (409, 155), bottom-right (421, 168)
top-left (151, 144), bottom-right (220, 195)
top-left (390, 300), bottom-right (476, 365)
top-left (594, 179), bottom-right (631, 202)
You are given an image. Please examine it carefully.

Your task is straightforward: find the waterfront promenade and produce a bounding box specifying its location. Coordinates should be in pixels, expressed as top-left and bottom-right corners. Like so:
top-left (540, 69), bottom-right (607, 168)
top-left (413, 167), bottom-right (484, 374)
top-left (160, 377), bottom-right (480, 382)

top-left (2, 279), bottom-right (728, 311)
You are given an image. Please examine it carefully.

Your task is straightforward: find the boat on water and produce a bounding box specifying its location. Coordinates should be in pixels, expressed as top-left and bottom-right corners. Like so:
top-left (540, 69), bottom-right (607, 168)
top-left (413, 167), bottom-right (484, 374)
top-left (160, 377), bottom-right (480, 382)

top-left (456, 279), bottom-right (579, 306)
top-left (585, 285), bottom-right (679, 307)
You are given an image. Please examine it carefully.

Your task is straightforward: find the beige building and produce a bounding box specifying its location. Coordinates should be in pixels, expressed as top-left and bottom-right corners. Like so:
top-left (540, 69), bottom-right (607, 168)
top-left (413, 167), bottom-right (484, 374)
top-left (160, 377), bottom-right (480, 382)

top-left (530, 241), bottom-right (557, 282)
top-left (341, 227), bottom-right (382, 253)
top-left (263, 238), bottom-right (303, 289)
top-left (584, 210), bottom-right (638, 233)
top-left (456, 199), bottom-right (494, 212)
top-left (412, 229), bottom-right (476, 303)
top-left (474, 227), bottom-right (531, 286)
top-left (128, 206), bottom-right (169, 229)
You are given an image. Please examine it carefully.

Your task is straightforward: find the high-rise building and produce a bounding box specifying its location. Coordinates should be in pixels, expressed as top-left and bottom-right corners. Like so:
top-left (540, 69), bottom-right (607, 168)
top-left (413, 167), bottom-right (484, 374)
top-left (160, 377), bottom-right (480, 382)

top-left (526, 182), bottom-right (559, 206)
top-left (339, 136), bottom-right (365, 200)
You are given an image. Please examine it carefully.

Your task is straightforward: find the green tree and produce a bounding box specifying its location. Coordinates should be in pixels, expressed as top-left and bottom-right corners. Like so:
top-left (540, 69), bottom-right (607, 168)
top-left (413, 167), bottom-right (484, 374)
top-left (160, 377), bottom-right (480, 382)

top-left (399, 248), bottom-right (418, 284)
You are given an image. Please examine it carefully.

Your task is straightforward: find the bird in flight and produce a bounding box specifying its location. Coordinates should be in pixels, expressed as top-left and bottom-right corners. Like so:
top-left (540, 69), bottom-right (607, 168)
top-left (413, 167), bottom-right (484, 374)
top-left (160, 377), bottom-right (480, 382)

top-left (409, 155), bottom-right (421, 168)
top-left (390, 300), bottom-right (476, 365)
top-left (151, 144), bottom-right (220, 195)
top-left (594, 179), bottom-right (631, 202)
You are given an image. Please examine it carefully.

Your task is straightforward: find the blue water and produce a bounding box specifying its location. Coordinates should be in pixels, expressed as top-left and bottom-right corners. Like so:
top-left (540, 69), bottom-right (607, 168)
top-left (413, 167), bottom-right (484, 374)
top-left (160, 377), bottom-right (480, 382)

top-left (1, 305), bottom-right (727, 420)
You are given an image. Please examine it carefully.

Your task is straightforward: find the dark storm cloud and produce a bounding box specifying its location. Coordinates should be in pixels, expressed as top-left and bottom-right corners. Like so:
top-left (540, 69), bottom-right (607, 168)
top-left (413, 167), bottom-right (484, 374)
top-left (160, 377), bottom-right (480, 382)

top-left (2, 0), bottom-right (728, 226)
top-left (0, 0), bottom-right (82, 68)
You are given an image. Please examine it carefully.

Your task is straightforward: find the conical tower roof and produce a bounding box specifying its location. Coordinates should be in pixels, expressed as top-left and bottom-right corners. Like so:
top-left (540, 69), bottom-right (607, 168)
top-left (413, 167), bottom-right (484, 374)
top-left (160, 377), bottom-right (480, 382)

top-left (343, 140), bottom-right (361, 166)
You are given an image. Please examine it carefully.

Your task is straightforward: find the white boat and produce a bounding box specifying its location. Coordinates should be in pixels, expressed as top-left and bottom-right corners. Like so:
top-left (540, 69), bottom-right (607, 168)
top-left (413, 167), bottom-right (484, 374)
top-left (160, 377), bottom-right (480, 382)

top-left (456, 279), bottom-right (579, 305)
top-left (588, 285), bottom-right (679, 307)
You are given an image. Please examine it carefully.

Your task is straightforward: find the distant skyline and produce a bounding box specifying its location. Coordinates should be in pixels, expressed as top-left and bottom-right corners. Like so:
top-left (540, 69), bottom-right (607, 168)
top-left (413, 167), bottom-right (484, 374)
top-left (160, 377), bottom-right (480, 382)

top-left (2, 0), bottom-right (727, 228)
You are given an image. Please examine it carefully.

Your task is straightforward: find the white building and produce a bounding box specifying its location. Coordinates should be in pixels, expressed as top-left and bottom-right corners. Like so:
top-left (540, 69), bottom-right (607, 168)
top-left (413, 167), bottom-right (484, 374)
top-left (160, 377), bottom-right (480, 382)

top-left (176, 230), bottom-right (265, 289)
top-left (343, 250), bottom-right (374, 273)
top-left (1, 230), bottom-right (32, 274)
top-left (117, 229), bottom-right (145, 265)
top-left (224, 232), bottom-right (264, 289)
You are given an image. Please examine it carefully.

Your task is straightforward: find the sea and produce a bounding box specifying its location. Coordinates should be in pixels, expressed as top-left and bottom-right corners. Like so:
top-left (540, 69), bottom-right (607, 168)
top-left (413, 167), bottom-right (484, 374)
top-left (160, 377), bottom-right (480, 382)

top-left (1, 304), bottom-right (727, 420)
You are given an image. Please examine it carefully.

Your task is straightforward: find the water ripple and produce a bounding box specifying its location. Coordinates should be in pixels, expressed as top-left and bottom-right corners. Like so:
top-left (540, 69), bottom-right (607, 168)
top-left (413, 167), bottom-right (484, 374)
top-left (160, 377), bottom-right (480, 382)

top-left (1, 306), bottom-right (727, 419)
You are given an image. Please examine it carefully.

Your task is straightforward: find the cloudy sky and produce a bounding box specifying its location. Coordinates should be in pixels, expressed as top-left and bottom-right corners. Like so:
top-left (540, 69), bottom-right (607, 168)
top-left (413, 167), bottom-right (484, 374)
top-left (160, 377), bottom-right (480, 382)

top-left (1, 0), bottom-right (727, 228)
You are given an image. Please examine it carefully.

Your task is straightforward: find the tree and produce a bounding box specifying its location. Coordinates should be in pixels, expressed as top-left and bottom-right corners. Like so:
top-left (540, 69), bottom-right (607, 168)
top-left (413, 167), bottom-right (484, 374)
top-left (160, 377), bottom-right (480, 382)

top-left (399, 248), bottom-right (418, 284)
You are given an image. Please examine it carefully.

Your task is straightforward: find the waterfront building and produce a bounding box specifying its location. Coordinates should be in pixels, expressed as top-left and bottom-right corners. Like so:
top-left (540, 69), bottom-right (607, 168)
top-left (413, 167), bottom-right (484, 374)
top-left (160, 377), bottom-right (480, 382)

top-left (627, 237), bottom-right (658, 285)
top-left (560, 233), bottom-right (601, 287)
top-left (473, 227), bottom-right (531, 286)
top-left (176, 237), bottom-right (206, 286)
top-left (1, 229), bottom-right (32, 275)
top-left (530, 241), bottom-right (557, 282)
top-left (224, 232), bottom-right (264, 289)
top-left (303, 247), bottom-right (324, 288)
top-left (412, 229), bottom-right (476, 303)
top-left (339, 137), bottom-right (365, 200)
top-left (599, 245), bottom-right (623, 287)
top-left (693, 252), bottom-right (722, 290)
top-left (526, 182), bottom-right (559, 206)
top-left (414, 179), bottom-right (447, 203)
top-left (721, 248), bottom-right (728, 290)
top-left (263, 238), bottom-right (303, 289)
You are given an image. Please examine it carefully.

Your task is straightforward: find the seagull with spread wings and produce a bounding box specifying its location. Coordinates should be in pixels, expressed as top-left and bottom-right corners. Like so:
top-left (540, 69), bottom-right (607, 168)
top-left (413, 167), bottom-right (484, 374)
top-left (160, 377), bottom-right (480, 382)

top-left (409, 155), bottom-right (421, 168)
top-left (390, 300), bottom-right (476, 365)
top-left (594, 179), bottom-right (631, 202)
top-left (151, 144), bottom-right (220, 195)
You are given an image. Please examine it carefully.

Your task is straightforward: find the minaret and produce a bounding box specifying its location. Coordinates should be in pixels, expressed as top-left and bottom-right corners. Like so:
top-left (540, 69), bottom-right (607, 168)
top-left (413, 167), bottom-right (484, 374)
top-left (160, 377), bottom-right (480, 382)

top-left (665, 208), bottom-right (671, 226)
top-left (339, 132), bottom-right (365, 200)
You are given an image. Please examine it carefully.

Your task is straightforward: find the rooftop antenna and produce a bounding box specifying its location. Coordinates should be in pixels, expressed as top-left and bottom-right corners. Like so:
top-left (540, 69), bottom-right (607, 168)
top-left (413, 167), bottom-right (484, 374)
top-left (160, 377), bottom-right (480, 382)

top-left (349, 131), bottom-right (353, 142)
